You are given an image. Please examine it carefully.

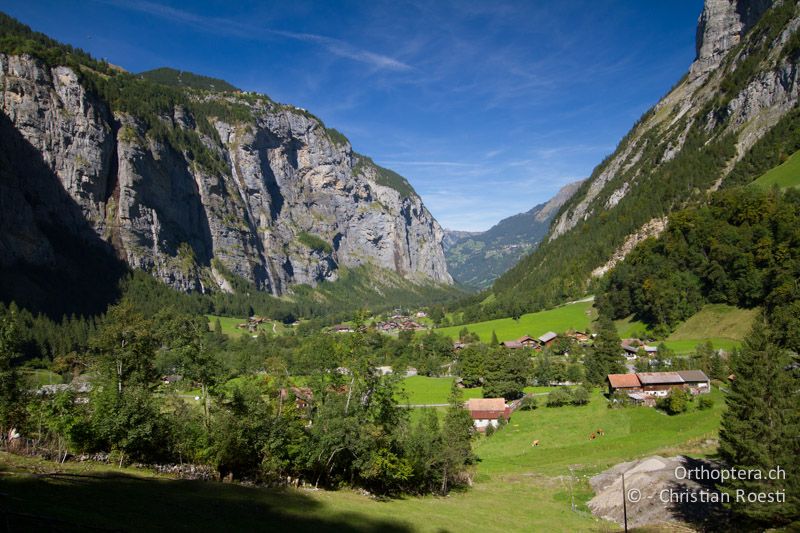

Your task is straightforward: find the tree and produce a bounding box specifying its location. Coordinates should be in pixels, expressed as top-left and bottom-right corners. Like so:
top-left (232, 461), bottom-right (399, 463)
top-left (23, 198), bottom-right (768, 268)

top-left (483, 347), bottom-right (530, 400)
top-left (90, 300), bottom-right (158, 394)
top-left (439, 383), bottom-right (474, 493)
top-left (585, 315), bottom-right (623, 385)
top-left (656, 387), bottom-right (689, 415)
top-left (571, 385), bottom-right (590, 405)
top-left (546, 388), bottom-right (572, 407)
top-left (213, 318), bottom-right (223, 336)
top-left (0, 309), bottom-right (26, 437)
top-left (718, 322), bottom-right (800, 526)
top-left (519, 395), bottom-right (538, 411)
top-left (458, 344), bottom-right (487, 388)
top-left (490, 330), bottom-right (499, 346)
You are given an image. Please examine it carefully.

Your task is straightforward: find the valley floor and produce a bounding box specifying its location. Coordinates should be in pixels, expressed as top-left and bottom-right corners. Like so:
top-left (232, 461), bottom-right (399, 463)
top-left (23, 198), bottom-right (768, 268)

top-left (0, 389), bottom-right (725, 532)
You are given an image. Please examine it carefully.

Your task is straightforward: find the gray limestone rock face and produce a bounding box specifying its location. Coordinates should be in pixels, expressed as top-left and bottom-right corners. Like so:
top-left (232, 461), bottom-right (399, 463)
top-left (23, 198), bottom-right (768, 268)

top-left (0, 53), bottom-right (452, 295)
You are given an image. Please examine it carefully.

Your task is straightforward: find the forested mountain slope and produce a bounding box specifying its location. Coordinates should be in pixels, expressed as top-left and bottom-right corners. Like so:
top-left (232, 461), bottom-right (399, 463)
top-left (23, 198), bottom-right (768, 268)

top-left (482, 0), bottom-right (800, 319)
top-left (0, 14), bottom-right (452, 316)
top-left (444, 181), bottom-right (582, 289)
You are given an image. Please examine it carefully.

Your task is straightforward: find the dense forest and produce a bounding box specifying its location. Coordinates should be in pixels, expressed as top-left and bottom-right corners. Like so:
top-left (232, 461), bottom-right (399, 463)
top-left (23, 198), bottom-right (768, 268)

top-left (597, 186), bottom-right (800, 344)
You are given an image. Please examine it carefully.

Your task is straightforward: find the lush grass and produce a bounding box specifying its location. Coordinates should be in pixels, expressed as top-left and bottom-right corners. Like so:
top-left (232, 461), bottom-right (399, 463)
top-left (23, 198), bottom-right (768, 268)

top-left (206, 314), bottom-right (285, 337)
top-left (437, 301), bottom-right (595, 342)
top-left (397, 376), bottom-right (556, 405)
top-left (660, 338), bottom-right (741, 355)
top-left (753, 149), bottom-right (800, 189)
top-left (474, 389), bottom-right (724, 477)
top-left (21, 369), bottom-right (63, 388)
top-left (1, 388), bottom-right (724, 532)
top-left (667, 304), bottom-right (756, 342)
top-left (613, 315), bottom-right (649, 338)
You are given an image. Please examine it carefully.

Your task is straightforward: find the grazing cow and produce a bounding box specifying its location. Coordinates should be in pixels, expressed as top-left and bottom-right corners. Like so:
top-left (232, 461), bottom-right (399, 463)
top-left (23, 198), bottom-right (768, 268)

top-left (597, 428), bottom-right (605, 436)
top-left (589, 432), bottom-right (596, 440)
top-left (531, 439), bottom-right (540, 447)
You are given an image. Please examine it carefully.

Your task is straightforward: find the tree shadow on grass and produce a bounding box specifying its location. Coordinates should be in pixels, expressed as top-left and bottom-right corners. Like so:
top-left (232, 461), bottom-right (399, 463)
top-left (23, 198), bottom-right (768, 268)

top-left (0, 470), bottom-right (413, 532)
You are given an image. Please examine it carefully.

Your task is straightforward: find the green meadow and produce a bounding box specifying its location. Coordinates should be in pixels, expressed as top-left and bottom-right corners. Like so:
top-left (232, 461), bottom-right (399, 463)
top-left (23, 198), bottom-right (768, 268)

top-left (206, 314), bottom-right (286, 337)
top-left (436, 301), bottom-right (596, 342)
top-left (753, 149), bottom-right (800, 189)
top-left (1, 388), bottom-right (724, 532)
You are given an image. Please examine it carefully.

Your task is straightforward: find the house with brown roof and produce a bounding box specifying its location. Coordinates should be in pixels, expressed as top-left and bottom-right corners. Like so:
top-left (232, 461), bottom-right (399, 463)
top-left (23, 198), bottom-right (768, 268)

top-left (537, 331), bottom-right (558, 348)
top-left (606, 373), bottom-right (642, 395)
top-left (465, 398), bottom-right (511, 432)
top-left (607, 370), bottom-right (711, 403)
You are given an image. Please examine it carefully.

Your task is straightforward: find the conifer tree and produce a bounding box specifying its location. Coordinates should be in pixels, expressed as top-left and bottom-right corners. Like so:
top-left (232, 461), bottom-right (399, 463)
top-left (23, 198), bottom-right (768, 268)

top-left (585, 315), bottom-right (623, 385)
top-left (440, 383), bottom-right (474, 493)
top-left (718, 320), bottom-right (800, 526)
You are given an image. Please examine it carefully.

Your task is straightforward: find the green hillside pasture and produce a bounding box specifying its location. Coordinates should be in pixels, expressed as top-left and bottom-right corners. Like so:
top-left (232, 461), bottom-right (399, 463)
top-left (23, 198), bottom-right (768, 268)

top-left (661, 338), bottom-right (741, 355)
top-left (667, 304), bottom-right (757, 342)
top-left (1, 389), bottom-right (724, 532)
top-left (206, 314), bottom-right (285, 337)
top-left (437, 301), bottom-right (595, 342)
top-left (753, 149), bottom-right (800, 189)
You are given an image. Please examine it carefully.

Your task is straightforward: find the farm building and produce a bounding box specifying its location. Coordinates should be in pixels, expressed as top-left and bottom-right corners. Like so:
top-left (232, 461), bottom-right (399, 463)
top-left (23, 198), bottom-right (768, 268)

top-left (332, 324), bottom-right (354, 333)
top-left (607, 370), bottom-right (711, 402)
top-left (501, 335), bottom-right (540, 349)
top-left (465, 398), bottom-right (511, 432)
top-left (537, 331), bottom-right (558, 348)
top-left (279, 387), bottom-right (313, 410)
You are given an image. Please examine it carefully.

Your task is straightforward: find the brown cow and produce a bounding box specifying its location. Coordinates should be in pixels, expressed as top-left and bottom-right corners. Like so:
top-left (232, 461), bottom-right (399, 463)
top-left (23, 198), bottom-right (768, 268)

top-left (531, 439), bottom-right (540, 447)
top-left (597, 428), bottom-right (605, 436)
top-left (589, 433), bottom-right (596, 440)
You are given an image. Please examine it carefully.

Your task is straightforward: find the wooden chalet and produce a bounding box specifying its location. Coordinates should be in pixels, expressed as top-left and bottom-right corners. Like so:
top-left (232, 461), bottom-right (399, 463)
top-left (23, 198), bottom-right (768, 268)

top-left (607, 370), bottom-right (711, 404)
top-left (465, 398), bottom-right (511, 432)
top-left (537, 331), bottom-right (558, 348)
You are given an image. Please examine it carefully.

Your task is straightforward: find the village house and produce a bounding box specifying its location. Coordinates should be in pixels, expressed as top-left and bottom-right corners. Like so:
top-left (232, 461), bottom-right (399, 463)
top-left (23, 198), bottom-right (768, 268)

top-left (607, 370), bottom-right (711, 405)
top-left (465, 398), bottom-right (511, 432)
top-left (332, 324), bottom-right (354, 333)
top-left (501, 334), bottom-right (542, 350)
top-left (537, 331), bottom-right (558, 348)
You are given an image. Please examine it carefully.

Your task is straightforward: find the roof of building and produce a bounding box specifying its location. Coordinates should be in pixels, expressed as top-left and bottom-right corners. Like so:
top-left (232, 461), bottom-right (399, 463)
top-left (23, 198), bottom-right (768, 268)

top-left (502, 341), bottom-right (523, 349)
top-left (622, 344), bottom-right (639, 354)
top-left (516, 335), bottom-right (536, 343)
top-left (644, 345), bottom-right (658, 353)
top-left (676, 370), bottom-right (710, 383)
top-left (637, 372), bottom-right (684, 385)
top-left (607, 374), bottom-right (642, 388)
top-left (469, 410), bottom-right (508, 420)
top-left (467, 398), bottom-right (507, 411)
top-left (538, 331), bottom-right (557, 343)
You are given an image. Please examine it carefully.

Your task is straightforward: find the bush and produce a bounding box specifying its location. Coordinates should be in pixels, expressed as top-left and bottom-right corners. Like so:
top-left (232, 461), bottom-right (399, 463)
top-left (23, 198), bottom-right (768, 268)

top-left (546, 388), bottom-right (572, 407)
top-left (697, 396), bottom-right (715, 410)
top-left (519, 396), bottom-right (538, 411)
top-left (484, 424), bottom-right (495, 437)
top-left (656, 388), bottom-right (691, 415)
top-left (571, 386), bottom-right (590, 406)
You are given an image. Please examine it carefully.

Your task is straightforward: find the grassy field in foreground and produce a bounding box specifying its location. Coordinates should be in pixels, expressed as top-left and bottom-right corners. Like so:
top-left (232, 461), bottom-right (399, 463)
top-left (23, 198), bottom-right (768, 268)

top-left (436, 301), bottom-right (595, 342)
top-left (753, 149), bottom-right (800, 189)
top-left (0, 389), bottom-right (724, 532)
top-left (206, 314), bottom-right (286, 337)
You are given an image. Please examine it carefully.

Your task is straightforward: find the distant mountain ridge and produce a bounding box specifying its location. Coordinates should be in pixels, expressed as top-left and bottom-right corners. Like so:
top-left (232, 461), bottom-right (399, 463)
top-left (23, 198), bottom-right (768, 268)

top-left (444, 180), bottom-right (583, 289)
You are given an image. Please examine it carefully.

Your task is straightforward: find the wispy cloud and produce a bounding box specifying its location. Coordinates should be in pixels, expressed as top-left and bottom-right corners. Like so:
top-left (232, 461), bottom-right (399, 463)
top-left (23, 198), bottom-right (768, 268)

top-left (100, 0), bottom-right (411, 71)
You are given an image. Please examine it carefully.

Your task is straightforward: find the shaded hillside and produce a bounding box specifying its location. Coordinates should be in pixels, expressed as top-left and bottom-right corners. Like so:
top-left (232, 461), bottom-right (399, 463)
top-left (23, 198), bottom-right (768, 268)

top-left (483, 0), bottom-right (799, 318)
top-left (445, 181), bottom-right (582, 289)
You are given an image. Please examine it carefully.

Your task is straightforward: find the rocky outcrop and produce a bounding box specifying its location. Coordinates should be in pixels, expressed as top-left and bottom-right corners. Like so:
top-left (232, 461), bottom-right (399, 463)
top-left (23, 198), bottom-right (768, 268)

top-left (590, 217), bottom-right (668, 279)
top-left (0, 54), bottom-right (452, 296)
top-left (690, 0), bottom-right (774, 79)
top-left (550, 0), bottom-right (796, 242)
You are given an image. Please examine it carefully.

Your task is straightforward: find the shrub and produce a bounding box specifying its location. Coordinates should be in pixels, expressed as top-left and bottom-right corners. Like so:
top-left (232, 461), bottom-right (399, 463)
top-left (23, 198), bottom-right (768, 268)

top-left (297, 232), bottom-right (333, 254)
top-left (571, 386), bottom-right (590, 406)
top-left (519, 396), bottom-right (538, 411)
top-left (656, 388), bottom-right (691, 415)
top-left (697, 396), bottom-right (715, 410)
top-left (546, 388), bottom-right (572, 407)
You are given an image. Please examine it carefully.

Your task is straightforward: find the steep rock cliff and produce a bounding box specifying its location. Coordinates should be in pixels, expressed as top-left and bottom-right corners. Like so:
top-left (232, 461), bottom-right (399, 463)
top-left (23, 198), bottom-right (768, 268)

top-left (0, 52), bottom-right (452, 299)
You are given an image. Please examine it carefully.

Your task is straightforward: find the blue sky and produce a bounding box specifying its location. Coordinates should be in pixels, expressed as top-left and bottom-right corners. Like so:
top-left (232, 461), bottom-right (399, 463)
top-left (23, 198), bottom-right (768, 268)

top-left (3, 0), bottom-right (703, 231)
